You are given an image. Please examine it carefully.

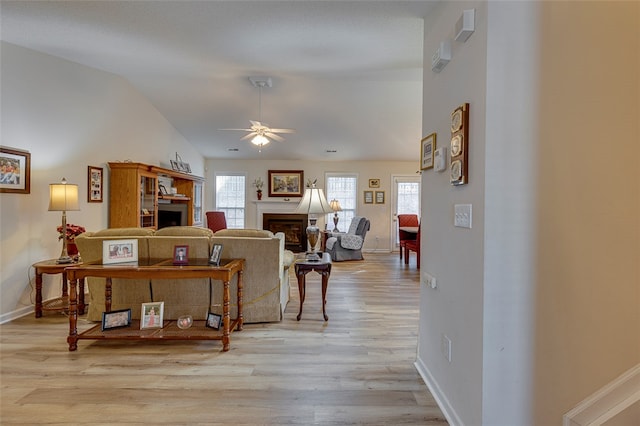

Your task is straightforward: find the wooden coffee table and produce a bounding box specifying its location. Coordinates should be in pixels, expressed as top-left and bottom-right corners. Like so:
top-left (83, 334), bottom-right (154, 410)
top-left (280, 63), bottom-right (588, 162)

top-left (294, 252), bottom-right (332, 321)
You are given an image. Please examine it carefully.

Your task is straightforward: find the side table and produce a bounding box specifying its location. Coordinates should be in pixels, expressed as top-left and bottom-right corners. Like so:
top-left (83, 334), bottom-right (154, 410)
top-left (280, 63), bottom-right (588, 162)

top-left (32, 259), bottom-right (85, 318)
top-left (294, 252), bottom-right (332, 321)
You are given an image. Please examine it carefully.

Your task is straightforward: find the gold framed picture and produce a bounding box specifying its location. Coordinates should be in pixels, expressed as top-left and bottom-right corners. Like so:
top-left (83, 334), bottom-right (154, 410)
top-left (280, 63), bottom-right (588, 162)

top-left (375, 191), bottom-right (385, 204)
top-left (140, 301), bottom-right (164, 330)
top-left (421, 133), bottom-right (436, 170)
top-left (268, 170), bottom-right (304, 197)
top-left (364, 190), bottom-right (374, 204)
top-left (368, 179), bottom-right (380, 188)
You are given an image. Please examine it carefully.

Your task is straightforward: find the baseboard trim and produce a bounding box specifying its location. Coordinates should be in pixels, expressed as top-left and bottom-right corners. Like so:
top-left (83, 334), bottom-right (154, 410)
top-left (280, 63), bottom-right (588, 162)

top-left (415, 354), bottom-right (464, 426)
top-left (563, 363), bottom-right (640, 426)
top-left (0, 305), bottom-right (33, 324)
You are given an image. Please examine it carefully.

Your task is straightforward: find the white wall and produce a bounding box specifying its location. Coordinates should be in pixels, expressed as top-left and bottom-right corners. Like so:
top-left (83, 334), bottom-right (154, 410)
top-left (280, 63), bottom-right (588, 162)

top-left (416, 1), bottom-right (640, 425)
top-left (0, 43), bottom-right (204, 321)
top-left (205, 158), bottom-right (417, 251)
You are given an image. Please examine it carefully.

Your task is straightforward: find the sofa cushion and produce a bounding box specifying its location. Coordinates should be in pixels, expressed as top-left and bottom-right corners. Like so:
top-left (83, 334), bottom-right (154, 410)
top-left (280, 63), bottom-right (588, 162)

top-left (154, 226), bottom-right (213, 237)
top-left (90, 227), bottom-right (155, 237)
top-left (214, 229), bottom-right (273, 238)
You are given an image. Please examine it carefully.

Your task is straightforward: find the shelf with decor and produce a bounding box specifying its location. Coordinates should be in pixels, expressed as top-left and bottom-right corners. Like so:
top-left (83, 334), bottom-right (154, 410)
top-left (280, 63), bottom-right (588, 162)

top-left (108, 162), bottom-right (204, 229)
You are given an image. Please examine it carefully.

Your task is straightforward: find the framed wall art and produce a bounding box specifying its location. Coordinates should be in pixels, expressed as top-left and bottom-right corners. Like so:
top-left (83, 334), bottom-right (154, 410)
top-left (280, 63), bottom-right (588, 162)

top-left (268, 170), bottom-right (304, 197)
top-left (364, 190), bottom-right (374, 204)
top-left (375, 191), bottom-right (385, 204)
top-left (450, 103), bottom-right (470, 185)
top-left (368, 179), bottom-right (380, 188)
top-left (0, 146), bottom-right (31, 194)
top-left (421, 133), bottom-right (436, 170)
top-left (88, 166), bottom-right (103, 202)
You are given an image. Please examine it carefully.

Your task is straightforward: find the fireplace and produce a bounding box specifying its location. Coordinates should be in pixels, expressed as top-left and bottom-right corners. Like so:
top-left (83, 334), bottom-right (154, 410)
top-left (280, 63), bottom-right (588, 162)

top-left (158, 203), bottom-right (188, 229)
top-left (263, 213), bottom-right (308, 252)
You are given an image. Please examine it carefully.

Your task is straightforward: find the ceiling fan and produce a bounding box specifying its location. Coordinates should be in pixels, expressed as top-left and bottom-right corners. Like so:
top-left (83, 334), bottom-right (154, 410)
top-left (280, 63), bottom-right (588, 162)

top-left (221, 77), bottom-right (295, 148)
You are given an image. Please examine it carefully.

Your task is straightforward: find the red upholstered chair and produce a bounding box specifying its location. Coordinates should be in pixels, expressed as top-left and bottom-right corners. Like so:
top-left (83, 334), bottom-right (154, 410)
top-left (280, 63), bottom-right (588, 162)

top-left (403, 223), bottom-right (420, 268)
top-left (398, 214), bottom-right (419, 260)
top-left (205, 211), bottom-right (227, 233)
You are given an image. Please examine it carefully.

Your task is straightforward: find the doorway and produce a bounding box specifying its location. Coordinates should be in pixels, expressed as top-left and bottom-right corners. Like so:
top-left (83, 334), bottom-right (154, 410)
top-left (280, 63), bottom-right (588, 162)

top-left (391, 175), bottom-right (421, 251)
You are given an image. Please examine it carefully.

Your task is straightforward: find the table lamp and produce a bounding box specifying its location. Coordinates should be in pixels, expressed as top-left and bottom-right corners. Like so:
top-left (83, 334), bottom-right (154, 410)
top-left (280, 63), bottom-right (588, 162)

top-left (295, 182), bottom-right (333, 261)
top-left (329, 199), bottom-right (342, 232)
top-left (48, 178), bottom-right (80, 264)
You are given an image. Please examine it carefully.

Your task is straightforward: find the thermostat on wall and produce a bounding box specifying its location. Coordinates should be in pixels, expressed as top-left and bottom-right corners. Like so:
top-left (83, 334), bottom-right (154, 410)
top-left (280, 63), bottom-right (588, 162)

top-left (434, 146), bottom-right (447, 172)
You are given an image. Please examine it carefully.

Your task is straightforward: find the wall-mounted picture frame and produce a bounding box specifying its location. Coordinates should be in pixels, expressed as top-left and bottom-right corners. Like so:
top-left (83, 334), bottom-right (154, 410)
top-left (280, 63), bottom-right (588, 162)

top-left (141, 302), bottom-right (164, 330)
top-left (173, 245), bottom-right (189, 265)
top-left (421, 133), bottom-right (436, 170)
top-left (364, 190), bottom-right (374, 204)
top-left (375, 191), bottom-right (385, 204)
top-left (209, 243), bottom-right (223, 266)
top-left (206, 311), bottom-right (222, 330)
top-left (102, 239), bottom-right (138, 264)
top-left (0, 146), bottom-right (31, 194)
top-left (88, 165), bottom-right (103, 202)
top-left (368, 179), bottom-right (380, 188)
top-left (101, 308), bottom-right (131, 331)
top-left (268, 170), bottom-right (304, 197)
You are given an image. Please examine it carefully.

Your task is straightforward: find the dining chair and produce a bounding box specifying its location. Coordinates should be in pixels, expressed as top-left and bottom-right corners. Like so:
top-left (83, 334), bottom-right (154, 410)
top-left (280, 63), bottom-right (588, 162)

top-left (403, 223), bottom-right (421, 268)
top-left (205, 211), bottom-right (227, 233)
top-left (397, 214), bottom-right (419, 260)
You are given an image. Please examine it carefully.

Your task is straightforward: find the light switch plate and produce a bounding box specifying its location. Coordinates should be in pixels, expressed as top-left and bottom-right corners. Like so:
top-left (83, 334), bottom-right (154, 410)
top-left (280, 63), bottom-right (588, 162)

top-left (454, 204), bottom-right (472, 228)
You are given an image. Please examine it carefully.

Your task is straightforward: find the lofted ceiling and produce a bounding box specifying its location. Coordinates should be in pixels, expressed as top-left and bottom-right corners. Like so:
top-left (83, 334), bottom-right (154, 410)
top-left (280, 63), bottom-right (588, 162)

top-left (1, 1), bottom-right (437, 161)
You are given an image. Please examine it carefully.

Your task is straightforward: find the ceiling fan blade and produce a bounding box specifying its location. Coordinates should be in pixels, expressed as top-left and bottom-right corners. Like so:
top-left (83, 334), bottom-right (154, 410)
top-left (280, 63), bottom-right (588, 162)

top-left (268, 128), bottom-right (295, 134)
top-left (265, 132), bottom-right (285, 142)
top-left (240, 132), bottom-right (258, 141)
top-left (219, 128), bottom-right (253, 131)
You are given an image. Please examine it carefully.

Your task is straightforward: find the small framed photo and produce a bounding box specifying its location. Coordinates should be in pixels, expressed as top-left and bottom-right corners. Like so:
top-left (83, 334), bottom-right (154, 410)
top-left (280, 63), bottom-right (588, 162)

top-left (368, 179), bottom-right (380, 188)
top-left (268, 170), bottom-right (304, 197)
top-left (375, 191), bottom-right (385, 204)
top-left (421, 132), bottom-right (436, 170)
top-left (173, 245), bottom-right (189, 265)
top-left (141, 302), bottom-right (164, 330)
top-left (209, 243), bottom-right (223, 266)
top-left (363, 190), bottom-right (374, 204)
top-left (88, 166), bottom-right (103, 203)
top-left (0, 146), bottom-right (31, 194)
top-left (206, 311), bottom-right (222, 330)
top-left (101, 308), bottom-right (132, 331)
top-left (170, 160), bottom-right (180, 171)
top-left (158, 184), bottom-right (169, 196)
top-left (103, 239), bottom-right (138, 264)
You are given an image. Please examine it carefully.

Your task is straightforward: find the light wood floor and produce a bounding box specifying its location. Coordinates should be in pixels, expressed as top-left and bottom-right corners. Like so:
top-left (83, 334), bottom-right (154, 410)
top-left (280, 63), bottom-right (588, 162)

top-left (0, 253), bottom-right (447, 425)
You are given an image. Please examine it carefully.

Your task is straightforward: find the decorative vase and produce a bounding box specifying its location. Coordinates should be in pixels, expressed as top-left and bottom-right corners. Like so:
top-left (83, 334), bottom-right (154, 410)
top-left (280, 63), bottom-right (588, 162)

top-left (257, 190), bottom-right (263, 200)
top-left (66, 239), bottom-right (79, 256)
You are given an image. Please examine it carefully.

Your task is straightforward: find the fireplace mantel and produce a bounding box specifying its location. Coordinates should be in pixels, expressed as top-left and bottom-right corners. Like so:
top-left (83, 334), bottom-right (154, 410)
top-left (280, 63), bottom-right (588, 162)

top-left (254, 200), bottom-right (300, 228)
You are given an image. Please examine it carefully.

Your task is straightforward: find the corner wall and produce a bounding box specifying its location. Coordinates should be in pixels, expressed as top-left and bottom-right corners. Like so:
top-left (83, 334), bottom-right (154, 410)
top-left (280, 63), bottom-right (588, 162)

top-left (0, 43), bottom-right (204, 321)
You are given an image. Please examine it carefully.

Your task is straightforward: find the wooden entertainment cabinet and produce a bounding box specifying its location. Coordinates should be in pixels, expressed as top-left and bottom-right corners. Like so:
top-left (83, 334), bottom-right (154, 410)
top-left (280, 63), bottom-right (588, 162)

top-left (108, 162), bottom-right (204, 229)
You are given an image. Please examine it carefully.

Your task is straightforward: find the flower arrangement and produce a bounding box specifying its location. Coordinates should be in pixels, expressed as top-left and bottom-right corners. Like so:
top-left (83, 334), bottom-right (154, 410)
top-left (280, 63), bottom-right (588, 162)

top-left (57, 223), bottom-right (86, 241)
top-left (253, 178), bottom-right (264, 192)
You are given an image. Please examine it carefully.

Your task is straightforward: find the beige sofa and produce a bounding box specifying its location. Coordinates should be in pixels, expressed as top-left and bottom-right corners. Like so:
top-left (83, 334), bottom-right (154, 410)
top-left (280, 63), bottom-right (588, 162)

top-left (75, 227), bottom-right (294, 323)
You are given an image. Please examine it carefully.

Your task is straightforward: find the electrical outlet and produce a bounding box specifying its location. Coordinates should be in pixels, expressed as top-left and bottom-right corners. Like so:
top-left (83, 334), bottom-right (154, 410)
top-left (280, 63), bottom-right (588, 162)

top-left (441, 333), bottom-right (452, 362)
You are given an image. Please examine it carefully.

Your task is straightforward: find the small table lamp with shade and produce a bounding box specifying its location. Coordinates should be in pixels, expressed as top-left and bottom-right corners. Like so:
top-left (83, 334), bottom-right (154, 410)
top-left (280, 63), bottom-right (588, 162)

top-left (329, 199), bottom-right (342, 232)
top-left (295, 181), bottom-right (333, 261)
top-left (48, 178), bottom-right (80, 264)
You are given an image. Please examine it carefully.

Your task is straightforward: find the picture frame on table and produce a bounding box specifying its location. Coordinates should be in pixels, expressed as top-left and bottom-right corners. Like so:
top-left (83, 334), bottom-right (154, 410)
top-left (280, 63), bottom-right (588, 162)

top-left (140, 302), bottom-right (164, 330)
top-left (173, 245), bottom-right (189, 265)
top-left (206, 311), bottom-right (222, 330)
top-left (88, 165), bottom-right (103, 202)
top-left (102, 239), bottom-right (138, 264)
top-left (209, 243), bottom-right (223, 266)
top-left (421, 133), bottom-right (436, 170)
top-left (375, 191), bottom-right (385, 204)
top-left (268, 170), bottom-right (304, 197)
top-left (0, 146), bottom-right (31, 194)
top-left (363, 190), bottom-right (374, 204)
top-left (158, 184), bottom-right (169, 196)
top-left (101, 308), bottom-right (132, 331)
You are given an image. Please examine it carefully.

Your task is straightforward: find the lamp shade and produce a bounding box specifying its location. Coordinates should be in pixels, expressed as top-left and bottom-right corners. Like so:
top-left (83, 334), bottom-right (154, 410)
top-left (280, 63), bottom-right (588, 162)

top-left (295, 186), bottom-right (333, 215)
top-left (48, 179), bottom-right (79, 211)
top-left (329, 199), bottom-right (342, 212)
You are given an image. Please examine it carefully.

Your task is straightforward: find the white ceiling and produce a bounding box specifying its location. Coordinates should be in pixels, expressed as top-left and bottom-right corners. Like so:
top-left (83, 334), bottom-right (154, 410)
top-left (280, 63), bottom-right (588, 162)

top-left (1, 1), bottom-right (436, 161)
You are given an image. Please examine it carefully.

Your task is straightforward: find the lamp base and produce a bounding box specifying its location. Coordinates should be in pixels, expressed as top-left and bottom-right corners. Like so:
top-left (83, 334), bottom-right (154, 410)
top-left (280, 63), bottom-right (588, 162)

top-left (56, 256), bottom-right (73, 264)
top-left (305, 252), bottom-right (321, 261)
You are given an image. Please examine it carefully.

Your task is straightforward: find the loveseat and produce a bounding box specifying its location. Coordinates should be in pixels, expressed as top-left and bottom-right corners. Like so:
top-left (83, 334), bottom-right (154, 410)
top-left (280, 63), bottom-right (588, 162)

top-left (75, 226), bottom-right (294, 323)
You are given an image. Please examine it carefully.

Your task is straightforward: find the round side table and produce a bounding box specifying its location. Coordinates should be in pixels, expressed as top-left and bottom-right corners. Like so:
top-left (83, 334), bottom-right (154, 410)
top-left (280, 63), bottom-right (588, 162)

top-left (32, 259), bottom-right (85, 318)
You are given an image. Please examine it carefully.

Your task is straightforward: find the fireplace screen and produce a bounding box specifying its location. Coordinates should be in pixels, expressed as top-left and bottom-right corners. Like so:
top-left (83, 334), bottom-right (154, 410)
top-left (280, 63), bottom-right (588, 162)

top-left (262, 213), bottom-right (308, 252)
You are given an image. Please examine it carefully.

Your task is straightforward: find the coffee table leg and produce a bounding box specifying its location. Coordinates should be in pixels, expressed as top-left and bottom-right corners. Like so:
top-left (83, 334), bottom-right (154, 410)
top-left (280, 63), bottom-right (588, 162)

top-left (296, 271), bottom-right (306, 321)
top-left (222, 279), bottom-right (230, 351)
top-left (236, 270), bottom-right (243, 331)
top-left (35, 270), bottom-right (43, 318)
top-left (78, 278), bottom-right (86, 315)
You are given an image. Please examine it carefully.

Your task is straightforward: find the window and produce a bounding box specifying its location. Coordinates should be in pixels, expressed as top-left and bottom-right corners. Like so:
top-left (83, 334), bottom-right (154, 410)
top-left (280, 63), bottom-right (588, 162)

top-left (215, 173), bottom-right (245, 229)
top-left (325, 173), bottom-right (357, 231)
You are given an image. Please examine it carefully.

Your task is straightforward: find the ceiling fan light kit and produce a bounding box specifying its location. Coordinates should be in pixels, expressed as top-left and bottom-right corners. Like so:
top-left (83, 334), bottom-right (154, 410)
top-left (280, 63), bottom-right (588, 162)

top-left (220, 76), bottom-right (294, 150)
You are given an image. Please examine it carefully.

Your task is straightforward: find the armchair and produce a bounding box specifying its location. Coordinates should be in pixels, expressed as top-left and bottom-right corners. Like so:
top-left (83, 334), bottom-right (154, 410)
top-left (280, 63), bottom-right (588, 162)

top-left (325, 216), bottom-right (370, 261)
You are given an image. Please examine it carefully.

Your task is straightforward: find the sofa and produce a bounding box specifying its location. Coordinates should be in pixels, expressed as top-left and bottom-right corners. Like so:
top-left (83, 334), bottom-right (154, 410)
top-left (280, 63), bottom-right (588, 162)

top-left (75, 226), bottom-right (294, 324)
